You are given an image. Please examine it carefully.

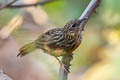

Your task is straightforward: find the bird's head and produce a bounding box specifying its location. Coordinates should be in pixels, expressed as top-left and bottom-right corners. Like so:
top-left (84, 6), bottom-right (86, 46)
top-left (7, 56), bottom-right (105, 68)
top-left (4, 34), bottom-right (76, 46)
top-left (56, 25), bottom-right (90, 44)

top-left (63, 18), bottom-right (87, 37)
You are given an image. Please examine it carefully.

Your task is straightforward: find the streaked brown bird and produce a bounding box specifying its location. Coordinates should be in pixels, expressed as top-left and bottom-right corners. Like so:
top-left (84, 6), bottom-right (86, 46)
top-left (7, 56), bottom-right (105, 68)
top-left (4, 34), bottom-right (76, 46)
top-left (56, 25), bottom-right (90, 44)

top-left (17, 18), bottom-right (87, 72)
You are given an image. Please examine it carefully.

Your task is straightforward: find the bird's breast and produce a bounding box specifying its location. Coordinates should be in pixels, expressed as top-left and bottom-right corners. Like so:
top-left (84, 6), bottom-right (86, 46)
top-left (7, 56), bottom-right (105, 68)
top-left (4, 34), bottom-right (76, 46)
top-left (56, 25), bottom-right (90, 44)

top-left (43, 43), bottom-right (66, 57)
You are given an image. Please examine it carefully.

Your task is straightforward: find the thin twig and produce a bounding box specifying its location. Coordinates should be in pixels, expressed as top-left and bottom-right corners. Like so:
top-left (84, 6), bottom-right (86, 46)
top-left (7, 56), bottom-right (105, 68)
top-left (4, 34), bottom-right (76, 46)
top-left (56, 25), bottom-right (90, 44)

top-left (7, 0), bottom-right (57, 8)
top-left (0, 0), bottom-right (57, 10)
top-left (59, 0), bottom-right (101, 80)
top-left (0, 0), bottom-right (17, 10)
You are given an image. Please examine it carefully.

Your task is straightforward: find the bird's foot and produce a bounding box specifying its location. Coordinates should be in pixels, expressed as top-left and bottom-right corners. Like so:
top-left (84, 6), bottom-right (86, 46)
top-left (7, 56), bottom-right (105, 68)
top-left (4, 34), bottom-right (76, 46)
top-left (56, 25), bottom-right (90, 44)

top-left (54, 56), bottom-right (69, 73)
top-left (60, 62), bottom-right (70, 73)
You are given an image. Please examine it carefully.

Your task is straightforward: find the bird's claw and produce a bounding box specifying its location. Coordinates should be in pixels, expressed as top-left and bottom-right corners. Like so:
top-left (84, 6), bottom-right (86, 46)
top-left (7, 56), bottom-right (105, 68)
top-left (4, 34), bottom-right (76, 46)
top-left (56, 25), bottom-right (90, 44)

top-left (60, 63), bottom-right (70, 73)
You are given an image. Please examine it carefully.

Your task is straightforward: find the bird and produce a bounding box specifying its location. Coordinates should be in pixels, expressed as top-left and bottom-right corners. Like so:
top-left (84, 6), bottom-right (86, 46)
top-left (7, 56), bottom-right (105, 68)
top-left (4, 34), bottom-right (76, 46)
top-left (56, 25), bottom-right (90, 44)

top-left (17, 18), bottom-right (87, 73)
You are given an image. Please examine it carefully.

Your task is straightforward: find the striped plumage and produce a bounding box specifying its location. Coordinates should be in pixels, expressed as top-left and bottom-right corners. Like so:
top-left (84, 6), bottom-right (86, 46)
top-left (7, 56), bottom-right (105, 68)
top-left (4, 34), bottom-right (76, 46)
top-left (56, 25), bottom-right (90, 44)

top-left (17, 18), bottom-right (86, 59)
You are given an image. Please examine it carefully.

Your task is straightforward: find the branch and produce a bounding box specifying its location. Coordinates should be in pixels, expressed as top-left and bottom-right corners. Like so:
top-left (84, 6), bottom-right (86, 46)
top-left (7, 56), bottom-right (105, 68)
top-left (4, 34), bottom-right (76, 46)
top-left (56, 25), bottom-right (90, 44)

top-left (59, 54), bottom-right (73, 80)
top-left (8, 0), bottom-right (57, 8)
top-left (79, 0), bottom-right (101, 31)
top-left (59, 0), bottom-right (101, 80)
top-left (0, 69), bottom-right (12, 80)
top-left (0, 0), bottom-right (57, 10)
top-left (0, 0), bottom-right (17, 10)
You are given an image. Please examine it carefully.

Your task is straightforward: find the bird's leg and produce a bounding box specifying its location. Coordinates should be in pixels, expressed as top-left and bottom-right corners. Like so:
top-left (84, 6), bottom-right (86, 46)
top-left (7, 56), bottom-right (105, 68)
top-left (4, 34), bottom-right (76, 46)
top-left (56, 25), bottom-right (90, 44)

top-left (61, 53), bottom-right (73, 73)
top-left (54, 56), bottom-right (69, 73)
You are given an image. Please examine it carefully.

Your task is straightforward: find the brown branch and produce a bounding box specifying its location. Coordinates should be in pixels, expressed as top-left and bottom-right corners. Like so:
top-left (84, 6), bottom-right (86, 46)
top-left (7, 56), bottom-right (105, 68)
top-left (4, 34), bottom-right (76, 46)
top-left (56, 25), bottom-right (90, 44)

top-left (59, 0), bottom-right (101, 80)
top-left (0, 0), bottom-right (17, 10)
top-left (8, 0), bottom-right (57, 8)
top-left (0, 0), bottom-right (57, 10)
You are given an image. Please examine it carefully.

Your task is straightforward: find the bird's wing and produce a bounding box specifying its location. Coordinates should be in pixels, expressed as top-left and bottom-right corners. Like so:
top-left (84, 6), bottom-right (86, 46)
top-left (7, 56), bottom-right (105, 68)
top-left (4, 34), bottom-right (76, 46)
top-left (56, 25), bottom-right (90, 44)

top-left (35, 28), bottom-right (77, 52)
top-left (35, 28), bottom-right (64, 48)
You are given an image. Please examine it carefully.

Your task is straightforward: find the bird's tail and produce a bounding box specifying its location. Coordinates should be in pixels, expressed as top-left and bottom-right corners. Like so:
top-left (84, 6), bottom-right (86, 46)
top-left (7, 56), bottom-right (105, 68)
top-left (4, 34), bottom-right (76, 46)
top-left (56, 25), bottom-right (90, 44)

top-left (17, 42), bottom-right (37, 57)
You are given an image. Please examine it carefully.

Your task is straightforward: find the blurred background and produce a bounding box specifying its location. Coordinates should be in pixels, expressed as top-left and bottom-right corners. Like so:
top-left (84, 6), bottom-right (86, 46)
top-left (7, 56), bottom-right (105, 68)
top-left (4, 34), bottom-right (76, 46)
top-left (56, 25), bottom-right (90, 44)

top-left (0, 0), bottom-right (120, 80)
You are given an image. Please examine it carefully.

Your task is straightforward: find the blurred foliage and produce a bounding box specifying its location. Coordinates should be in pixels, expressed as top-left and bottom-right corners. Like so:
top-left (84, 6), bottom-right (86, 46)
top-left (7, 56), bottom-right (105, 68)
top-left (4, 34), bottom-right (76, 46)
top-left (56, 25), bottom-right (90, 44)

top-left (0, 9), bottom-right (23, 27)
top-left (43, 0), bottom-right (90, 26)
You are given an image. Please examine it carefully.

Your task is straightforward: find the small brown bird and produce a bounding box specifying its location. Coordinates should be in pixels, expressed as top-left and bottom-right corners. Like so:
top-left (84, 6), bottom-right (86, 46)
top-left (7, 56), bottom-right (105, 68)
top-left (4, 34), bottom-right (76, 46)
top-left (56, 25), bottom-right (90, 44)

top-left (17, 18), bottom-right (87, 72)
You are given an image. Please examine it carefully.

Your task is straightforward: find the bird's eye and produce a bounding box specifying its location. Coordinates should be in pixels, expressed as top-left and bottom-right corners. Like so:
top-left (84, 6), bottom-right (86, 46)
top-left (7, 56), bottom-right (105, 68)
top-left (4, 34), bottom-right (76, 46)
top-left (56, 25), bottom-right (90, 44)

top-left (71, 24), bottom-right (76, 27)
